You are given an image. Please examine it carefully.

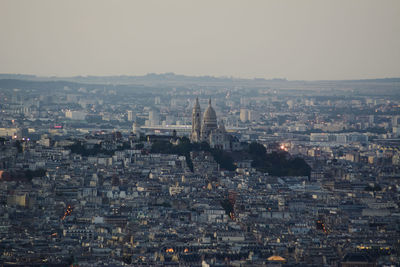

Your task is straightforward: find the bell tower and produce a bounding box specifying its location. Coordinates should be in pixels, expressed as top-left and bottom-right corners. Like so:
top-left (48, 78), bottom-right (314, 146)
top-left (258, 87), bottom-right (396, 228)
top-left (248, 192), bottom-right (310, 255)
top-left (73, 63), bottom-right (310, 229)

top-left (191, 97), bottom-right (201, 142)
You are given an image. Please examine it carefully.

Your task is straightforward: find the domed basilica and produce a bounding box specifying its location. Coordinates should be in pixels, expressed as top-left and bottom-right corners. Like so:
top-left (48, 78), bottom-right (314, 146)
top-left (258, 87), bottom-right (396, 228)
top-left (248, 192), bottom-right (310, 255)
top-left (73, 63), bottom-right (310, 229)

top-left (190, 98), bottom-right (231, 150)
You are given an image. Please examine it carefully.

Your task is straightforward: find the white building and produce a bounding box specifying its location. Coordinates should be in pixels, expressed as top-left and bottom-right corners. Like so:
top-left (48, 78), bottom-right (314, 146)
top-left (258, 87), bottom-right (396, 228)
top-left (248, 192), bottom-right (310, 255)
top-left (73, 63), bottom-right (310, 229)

top-left (191, 98), bottom-right (233, 150)
top-left (127, 110), bottom-right (135, 121)
top-left (149, 109), bottom-right (160, 126)
top-left (65, 110), bottom-right (86, 120)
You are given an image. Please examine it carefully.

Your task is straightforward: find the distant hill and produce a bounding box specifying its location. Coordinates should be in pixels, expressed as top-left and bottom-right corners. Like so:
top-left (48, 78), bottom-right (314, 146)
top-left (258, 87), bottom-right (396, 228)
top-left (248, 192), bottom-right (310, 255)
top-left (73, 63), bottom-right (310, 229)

top-left (1, 72), bottom-right (399, 84)
top-left (0, 78), bottom-right (89, 90)
top-left (0, 72), bottom-right (268, 83)
top-left (0, 73), bottom-right (399, 95)
top-left (0, 78), bottom-right (152, 93)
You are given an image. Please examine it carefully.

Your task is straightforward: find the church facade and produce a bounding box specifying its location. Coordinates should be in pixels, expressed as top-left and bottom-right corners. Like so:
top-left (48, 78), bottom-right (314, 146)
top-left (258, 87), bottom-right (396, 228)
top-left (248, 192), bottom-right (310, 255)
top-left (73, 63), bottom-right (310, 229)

top-left (190, 98), bottom-right (231, 150)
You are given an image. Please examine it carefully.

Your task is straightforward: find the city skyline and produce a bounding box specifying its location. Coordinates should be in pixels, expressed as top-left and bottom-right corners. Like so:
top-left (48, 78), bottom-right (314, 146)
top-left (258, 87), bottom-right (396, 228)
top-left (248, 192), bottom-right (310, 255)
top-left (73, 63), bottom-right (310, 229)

top-left (1, 77), bottom-right (399, 265)
top-left (1, 1), bottom-right (400, 265)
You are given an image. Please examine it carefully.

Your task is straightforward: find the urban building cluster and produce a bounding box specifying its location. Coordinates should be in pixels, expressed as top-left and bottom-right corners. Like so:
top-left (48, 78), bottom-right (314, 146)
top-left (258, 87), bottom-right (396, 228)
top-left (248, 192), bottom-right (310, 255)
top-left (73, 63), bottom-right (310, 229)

top-left (0, 77), bottom-right (399, 266)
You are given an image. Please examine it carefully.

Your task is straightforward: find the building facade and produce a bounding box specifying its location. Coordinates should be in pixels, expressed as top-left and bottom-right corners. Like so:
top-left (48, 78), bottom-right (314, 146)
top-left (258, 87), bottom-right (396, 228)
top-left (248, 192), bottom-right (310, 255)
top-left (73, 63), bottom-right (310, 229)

top-left (191, 98), bottom-right (231, 150)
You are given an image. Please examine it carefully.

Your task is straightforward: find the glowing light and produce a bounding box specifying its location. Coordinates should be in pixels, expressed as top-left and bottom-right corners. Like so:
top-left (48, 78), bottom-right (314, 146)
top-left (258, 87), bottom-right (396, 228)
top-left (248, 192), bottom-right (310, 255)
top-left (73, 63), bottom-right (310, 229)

top-left (166, 248), bottom-right (174, 253)
top-left (267, 255), bottom-right (286, 261)
top-left (61, 205), bottom-right (73, 220)
top-left (184, 248), bottom-right (189, 253)
top-left (357, 245), bottom-right (371, 250)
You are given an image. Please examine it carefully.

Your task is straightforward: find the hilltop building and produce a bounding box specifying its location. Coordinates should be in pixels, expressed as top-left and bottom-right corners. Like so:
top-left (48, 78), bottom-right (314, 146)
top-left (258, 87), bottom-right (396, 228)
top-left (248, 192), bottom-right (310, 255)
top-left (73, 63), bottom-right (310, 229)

top-left (191, 98), bottom-right (232, 150)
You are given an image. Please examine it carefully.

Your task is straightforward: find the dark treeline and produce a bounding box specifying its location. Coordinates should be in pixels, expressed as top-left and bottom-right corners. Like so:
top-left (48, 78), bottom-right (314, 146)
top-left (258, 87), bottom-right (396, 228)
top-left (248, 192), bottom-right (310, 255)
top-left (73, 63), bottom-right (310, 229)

top-left (248, 142), bottom-right (311, 177)
top-left (1, 169), bottom-right (46, 182)
top-left (151, 137), bottom-right (311, 177)
top-left (67, 141), bottom-right (130, 156)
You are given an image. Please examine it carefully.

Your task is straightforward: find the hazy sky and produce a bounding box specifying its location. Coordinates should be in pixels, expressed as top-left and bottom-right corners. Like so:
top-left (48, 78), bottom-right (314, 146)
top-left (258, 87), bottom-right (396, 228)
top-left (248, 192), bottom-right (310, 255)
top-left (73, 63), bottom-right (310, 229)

top-left (0, 0), bottom-right (399, 80)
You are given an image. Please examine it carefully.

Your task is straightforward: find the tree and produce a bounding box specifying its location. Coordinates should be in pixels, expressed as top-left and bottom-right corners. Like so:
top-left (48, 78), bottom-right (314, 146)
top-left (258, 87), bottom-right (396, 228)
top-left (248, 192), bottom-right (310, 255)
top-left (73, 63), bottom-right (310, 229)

top-left (248, 142), bottom-right (266, 156)
top-left (248, 142), bottom-right (311, 177)
top-left (211, 149), bottom-right (236, 171)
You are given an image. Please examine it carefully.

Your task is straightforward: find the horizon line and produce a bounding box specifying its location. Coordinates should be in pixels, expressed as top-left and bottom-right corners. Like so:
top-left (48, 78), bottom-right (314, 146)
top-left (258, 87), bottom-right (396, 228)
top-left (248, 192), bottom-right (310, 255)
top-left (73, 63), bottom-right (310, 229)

top-left (0, 72), bottom-right (399, 83)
